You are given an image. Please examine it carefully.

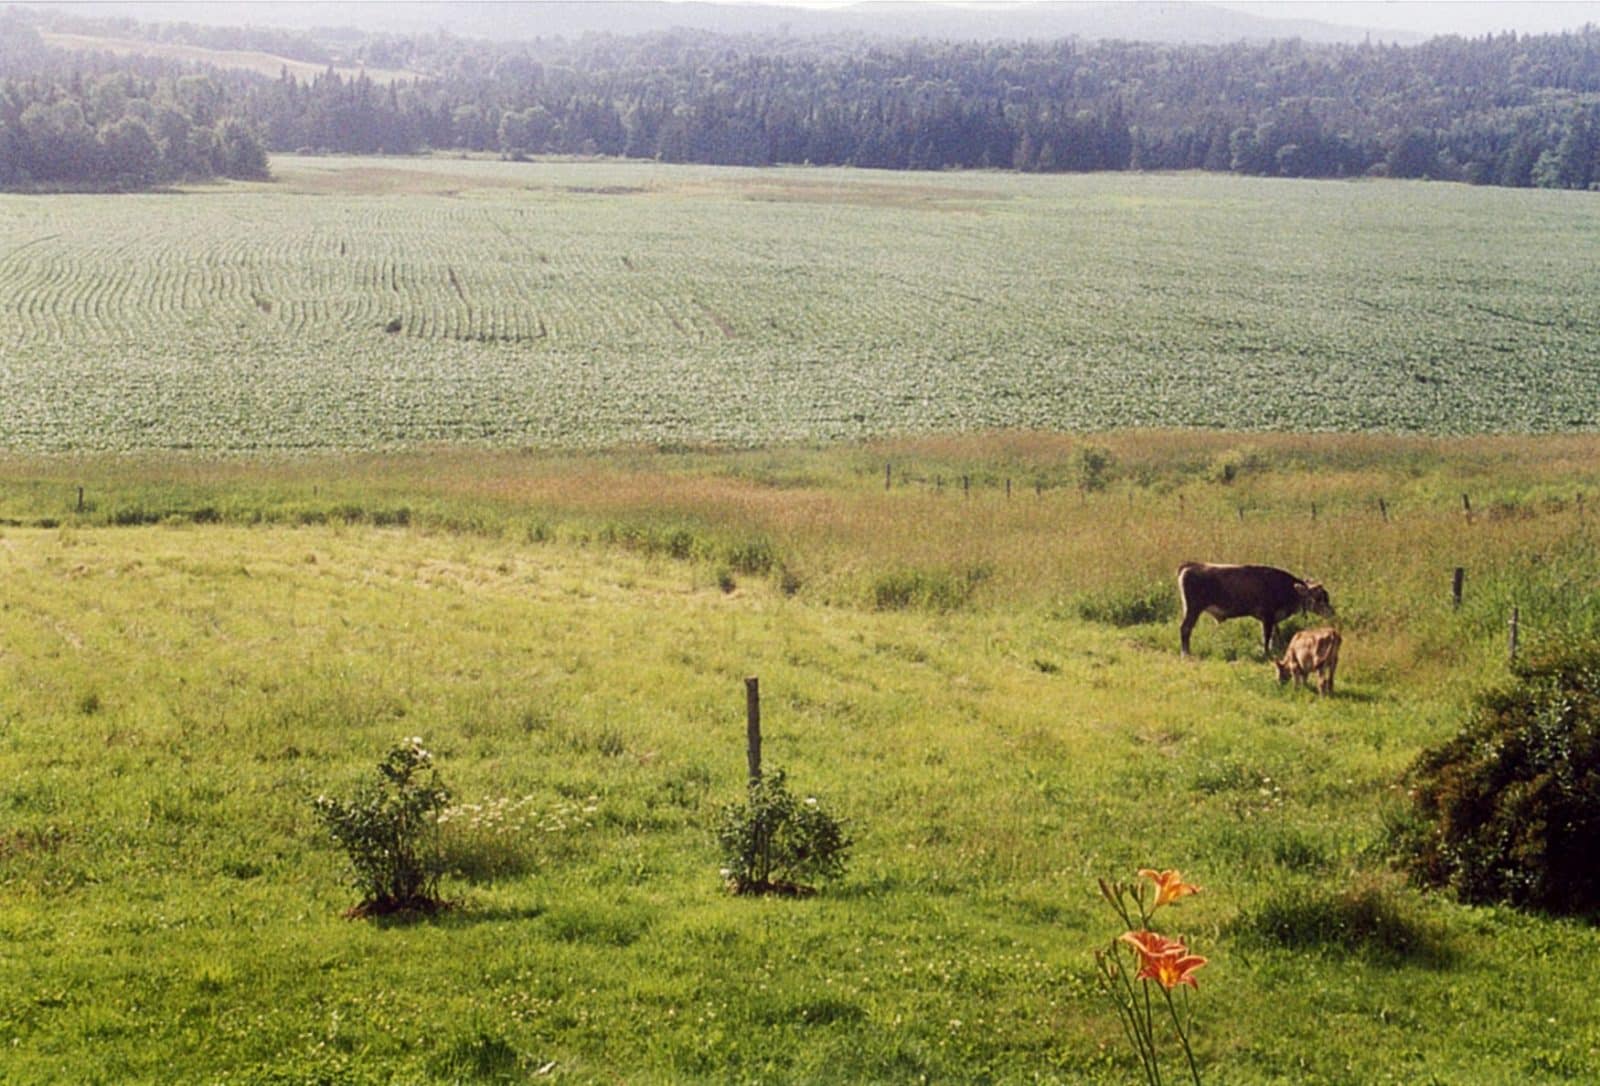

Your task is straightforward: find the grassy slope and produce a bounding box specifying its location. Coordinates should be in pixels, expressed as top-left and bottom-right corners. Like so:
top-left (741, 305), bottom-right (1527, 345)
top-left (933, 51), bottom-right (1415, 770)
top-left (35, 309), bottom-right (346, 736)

top-left (4, 436), bottom-right (1600, 1082)
top-left (38, 31), bottom-right (420, 83)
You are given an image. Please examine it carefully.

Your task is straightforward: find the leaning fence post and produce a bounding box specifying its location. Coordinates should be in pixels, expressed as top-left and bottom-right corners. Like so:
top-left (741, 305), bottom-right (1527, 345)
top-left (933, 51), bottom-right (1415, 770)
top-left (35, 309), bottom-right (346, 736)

top-left (745, 676), bottom-right (762, 785)
top-left (1452, 567), bottom-right (1464, 609)
top-left (1508, 607), bottom-right (1520, 662)
top-left (1462, 493), bottom-right (1473, 522)
top-left (1378, 497), bottom-right (1388, 522)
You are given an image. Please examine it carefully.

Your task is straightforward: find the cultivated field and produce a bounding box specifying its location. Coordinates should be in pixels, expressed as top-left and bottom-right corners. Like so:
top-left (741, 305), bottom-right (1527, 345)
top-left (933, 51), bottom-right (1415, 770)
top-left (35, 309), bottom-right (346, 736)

top-left (1, 157), bottom-right (1598, 451)
top-left (3, 436), bottom-right (1600, 1082)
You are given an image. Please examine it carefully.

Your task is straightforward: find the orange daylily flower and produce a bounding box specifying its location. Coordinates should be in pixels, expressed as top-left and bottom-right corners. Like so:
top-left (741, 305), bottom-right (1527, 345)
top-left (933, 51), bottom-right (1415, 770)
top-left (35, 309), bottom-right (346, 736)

top-left (1139, 868), bottom-right (1201, 908)
top-left (1119, 929), bottom-right (1208, 990)
top-left (1138, 948), bottom-right (1208, 991)
top-left (1119, 929), bottom-right (1186, 959)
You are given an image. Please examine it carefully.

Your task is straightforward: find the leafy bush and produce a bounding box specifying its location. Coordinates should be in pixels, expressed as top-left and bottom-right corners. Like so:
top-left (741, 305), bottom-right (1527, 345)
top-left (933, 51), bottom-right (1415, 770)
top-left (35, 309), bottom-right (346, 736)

top-left (715, 769), bottom-right (851, 895)
top-left (1207, 446), bottom-right (1268, 484)
top-left (1395, 642), bottom-right (1600, 915)
top-left (1232, 880), bottom-right (1452, 966)
top-left (1073, 581), bottom-right (1177, 627)
top-left (1074, 444), bottom-right (1114, 492)
top-left (313, 737), bottom-right (452, 916)
top-left (869, 565), bottom-right (989, 611)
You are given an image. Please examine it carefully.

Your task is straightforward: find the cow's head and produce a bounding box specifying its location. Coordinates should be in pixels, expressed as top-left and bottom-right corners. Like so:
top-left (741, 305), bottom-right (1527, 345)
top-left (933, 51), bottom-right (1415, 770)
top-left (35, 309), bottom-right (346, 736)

top-left (1296, 580), bottom-right (1333, 616)
top-left (1292, 582), bottom-right (1331, 617)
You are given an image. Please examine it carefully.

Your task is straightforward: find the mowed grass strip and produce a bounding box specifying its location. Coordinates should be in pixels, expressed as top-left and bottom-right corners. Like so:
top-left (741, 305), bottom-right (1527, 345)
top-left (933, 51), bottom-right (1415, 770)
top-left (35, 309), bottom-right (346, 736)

top-left (3, 438), bottom-right (1600, 1081)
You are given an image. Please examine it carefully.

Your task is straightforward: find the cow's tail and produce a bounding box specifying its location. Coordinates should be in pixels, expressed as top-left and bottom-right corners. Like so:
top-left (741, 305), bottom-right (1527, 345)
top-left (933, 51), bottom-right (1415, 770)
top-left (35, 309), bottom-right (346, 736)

top-left (1176, 562), bottom-right (1195, 608)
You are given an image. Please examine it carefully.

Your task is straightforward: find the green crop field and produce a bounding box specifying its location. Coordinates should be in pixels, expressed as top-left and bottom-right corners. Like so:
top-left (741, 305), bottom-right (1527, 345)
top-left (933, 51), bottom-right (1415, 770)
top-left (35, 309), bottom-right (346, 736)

top-left (1, 157), bottom-right (1598, 452)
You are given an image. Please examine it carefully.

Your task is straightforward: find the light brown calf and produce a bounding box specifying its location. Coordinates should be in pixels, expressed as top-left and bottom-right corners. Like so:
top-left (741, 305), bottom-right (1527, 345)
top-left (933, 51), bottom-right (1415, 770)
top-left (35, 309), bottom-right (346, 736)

top-left (1275, 627), bottom-right (1341, 695)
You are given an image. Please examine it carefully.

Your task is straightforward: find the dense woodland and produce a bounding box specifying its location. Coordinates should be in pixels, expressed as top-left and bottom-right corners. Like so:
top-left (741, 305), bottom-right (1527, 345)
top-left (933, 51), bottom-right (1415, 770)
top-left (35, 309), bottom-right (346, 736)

top-left (4, 8), bottom-right (1600, 190)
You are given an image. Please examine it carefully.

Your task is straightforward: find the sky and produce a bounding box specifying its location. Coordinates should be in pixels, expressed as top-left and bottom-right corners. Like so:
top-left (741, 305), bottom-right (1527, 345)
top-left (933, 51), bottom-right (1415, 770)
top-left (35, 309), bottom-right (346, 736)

top-left (1216, 2), bottom-right (1600, 36)
top-left (673, 0), bottom-right (1600, 38)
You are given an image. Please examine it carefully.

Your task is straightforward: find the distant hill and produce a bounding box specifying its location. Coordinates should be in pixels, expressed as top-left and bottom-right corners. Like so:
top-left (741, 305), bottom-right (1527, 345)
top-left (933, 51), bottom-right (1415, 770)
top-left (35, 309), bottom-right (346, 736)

top-left (11, 0), bottom-right (1426, 45)
top-left (36, 30), bottom-right (420, 83)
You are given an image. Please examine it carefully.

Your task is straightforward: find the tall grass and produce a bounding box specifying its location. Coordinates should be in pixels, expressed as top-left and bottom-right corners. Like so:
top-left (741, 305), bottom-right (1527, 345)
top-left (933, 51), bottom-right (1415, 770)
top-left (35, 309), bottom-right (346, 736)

top-left (2, 435), bottom-right (1599, 1079)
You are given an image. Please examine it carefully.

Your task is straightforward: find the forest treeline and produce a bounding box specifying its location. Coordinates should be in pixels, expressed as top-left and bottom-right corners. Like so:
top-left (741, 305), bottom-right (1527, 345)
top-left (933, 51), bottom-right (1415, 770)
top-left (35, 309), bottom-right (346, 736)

top-left (0, 16), bottom-right (268, 189)
top-left (4, 8), bottom-right (1600, 191)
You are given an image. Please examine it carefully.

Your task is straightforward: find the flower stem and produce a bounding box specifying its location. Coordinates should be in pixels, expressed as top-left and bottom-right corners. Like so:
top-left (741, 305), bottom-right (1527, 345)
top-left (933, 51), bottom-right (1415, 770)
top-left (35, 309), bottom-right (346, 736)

top-left (1163, 985), bottom-right (1202, 1086)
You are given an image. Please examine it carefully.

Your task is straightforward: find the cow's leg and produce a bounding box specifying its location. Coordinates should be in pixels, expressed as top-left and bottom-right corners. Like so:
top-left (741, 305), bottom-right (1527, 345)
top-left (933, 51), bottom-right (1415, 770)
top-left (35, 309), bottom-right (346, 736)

top-left (1179, 609), bottom-right (1197, 656)
top-left (1260, 617), bottom-right (1276, 657)
top-left (1322, 661), bottom-right (1336, 695)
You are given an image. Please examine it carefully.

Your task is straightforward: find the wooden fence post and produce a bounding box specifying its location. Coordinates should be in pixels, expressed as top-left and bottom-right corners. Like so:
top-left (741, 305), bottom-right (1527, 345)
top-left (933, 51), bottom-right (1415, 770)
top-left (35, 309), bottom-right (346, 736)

top-left (1006, 478), bottom-right (1012, 499)
top-left (76, 486), bottom-right (84, 513)
top-left (884, 463), bottom-right (891, 491)
top-left (745, 676), bottom-right (762, 785)
top-left (1452, 567), bottom-right (1464, 609)
top-left (963, 475), bottom-right (970, 498)
top-left (1311, 502), bottom-right (1317, 521)
top-left (1462, 493), bottom-right (1473, 522)
top-left (1378, 497), bottom-right (1388, 522)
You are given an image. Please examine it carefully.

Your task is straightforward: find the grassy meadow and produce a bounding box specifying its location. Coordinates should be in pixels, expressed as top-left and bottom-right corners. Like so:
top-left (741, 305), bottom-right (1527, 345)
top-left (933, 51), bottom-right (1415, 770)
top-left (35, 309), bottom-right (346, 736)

top-left (4, 434), bottom-right (1600, 1082)
top-left (2, 157), bottom-right (1600, 450)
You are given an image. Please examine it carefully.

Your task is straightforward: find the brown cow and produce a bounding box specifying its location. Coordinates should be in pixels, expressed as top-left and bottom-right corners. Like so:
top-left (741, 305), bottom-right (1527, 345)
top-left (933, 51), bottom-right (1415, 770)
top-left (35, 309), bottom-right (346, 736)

top-left (1276, 627), bottom-right (1342, 695)
top-left (1177, 562), bottom-right (1332, 656)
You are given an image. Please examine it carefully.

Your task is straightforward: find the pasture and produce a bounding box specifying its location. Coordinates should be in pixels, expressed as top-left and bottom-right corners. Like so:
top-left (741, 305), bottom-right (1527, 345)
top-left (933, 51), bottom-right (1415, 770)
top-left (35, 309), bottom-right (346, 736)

top-left (2, 157), bottom-right (1600, 451)
top-left (4, 435), bottom-right (1600, 1082)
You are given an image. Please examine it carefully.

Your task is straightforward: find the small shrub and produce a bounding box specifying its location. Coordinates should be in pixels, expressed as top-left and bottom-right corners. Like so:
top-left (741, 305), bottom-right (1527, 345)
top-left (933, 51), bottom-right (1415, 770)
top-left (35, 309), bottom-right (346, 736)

top-left (724, 537), bottom-right (776, 575)
top-left (1395, 641), bottom-right (1600, 915)
top-left (1074, 445), bottom-right (1114, 492)
top-left (869, 565), bottom-right (989, 611)
top-left (715, 769), bottom-right (851, 895)
top-left (1232, 880), bottom-right (1450, 965)
top-left (1074, 582), bottom-right (1177, 627)
top-left (1207, 446), bottom-right (1267, 485)
top-left (313, 737), bottom-right (452, 916)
